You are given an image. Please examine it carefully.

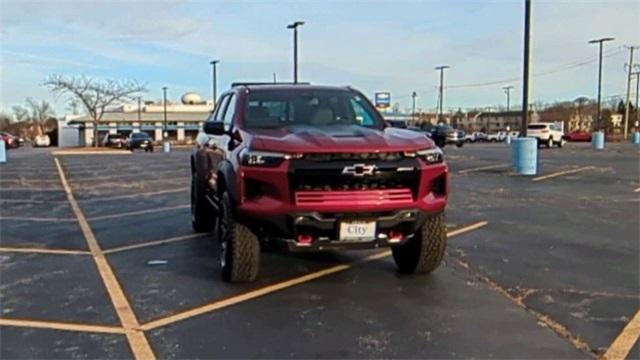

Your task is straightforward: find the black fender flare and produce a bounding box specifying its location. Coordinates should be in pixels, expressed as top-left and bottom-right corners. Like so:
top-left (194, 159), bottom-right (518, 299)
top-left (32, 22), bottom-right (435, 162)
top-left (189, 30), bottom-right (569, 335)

top-left (216, 160), bottom-right (239, 203)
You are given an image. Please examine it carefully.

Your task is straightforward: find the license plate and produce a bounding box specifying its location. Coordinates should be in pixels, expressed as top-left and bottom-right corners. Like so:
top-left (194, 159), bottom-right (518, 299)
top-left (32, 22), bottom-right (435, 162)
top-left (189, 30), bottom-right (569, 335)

top-left (140, 143), bottom-right (148, 148)
top-left (339, 221), bottom-right (376, 241)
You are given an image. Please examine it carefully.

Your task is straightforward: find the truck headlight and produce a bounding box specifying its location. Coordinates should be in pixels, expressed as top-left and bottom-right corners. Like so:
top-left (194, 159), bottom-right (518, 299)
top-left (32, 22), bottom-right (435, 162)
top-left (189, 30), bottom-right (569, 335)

top-left (404, 148), bottom-right (444, 165)
top-left (240, 149), bottom-right (301, 167)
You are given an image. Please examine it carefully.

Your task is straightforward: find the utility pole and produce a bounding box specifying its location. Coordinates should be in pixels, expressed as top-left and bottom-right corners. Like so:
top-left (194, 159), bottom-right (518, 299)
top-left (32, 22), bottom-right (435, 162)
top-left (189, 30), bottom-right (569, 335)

top-left (588, 37), bottom-right (615, 131)
top-left (273, 72), bottom-right (277, 84)
top-left (287, 21), bottom-right (305, 84)
top-left (634, 71), bottom-right (640, 126)
top-left (623, 46), bottom-right (637, 139)
top-left (435, 65), bottom-right (449, 124)
top-left (503, 86), bottom-right (513, 111)
top-left (521, 0), bottom-right (531, 137)
top-left (411, 92), bottom-right (417, 122)
top-left (209, 60), bottom-right (220, 104)
top-left (162, 86), bottom-right (168, 139)
top-left (137, 96), bottom-right (141, 123)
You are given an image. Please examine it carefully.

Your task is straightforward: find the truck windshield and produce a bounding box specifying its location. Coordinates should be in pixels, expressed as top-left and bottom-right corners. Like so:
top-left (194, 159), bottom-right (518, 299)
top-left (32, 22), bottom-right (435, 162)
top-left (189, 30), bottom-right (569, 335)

top-left (244, 90), bottom-right (383, 129)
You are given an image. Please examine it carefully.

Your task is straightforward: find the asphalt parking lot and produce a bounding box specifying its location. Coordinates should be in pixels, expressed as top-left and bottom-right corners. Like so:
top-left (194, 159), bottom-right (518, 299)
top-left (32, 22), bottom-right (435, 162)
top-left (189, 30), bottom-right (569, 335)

top-left (1, 143), bottom-right (638, 359)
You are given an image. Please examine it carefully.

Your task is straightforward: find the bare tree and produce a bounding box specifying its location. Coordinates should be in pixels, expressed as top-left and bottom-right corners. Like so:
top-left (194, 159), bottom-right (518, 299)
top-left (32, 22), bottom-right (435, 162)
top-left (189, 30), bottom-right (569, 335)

top-left (44, 75), bottom-right (146, 146)
top-left (12, 98), bottom-right (56, 135)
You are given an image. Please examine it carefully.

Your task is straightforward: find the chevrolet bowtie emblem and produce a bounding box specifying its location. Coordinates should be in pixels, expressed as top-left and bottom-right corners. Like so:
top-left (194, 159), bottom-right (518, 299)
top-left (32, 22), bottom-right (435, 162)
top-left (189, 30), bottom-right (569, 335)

top-left (342, 164), bottom-right (376, 177)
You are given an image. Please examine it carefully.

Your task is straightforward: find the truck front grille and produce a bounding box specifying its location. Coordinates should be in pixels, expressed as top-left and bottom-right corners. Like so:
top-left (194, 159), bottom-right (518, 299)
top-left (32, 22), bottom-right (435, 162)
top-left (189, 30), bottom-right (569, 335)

top-left (295, 189), bottom-right (413, 206)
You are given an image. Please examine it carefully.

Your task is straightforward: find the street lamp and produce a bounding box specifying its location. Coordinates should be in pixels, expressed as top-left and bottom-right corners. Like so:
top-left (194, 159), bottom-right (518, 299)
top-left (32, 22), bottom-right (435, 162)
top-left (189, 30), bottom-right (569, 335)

top-left (503, 85), bottom-right (514, 111)
top-left (411, 92), bottom-right (417, 122)
top-left (588, 37), bottom-right (615, 130)
top-left (162, 86), bottom-right (168, 139)
top-left (435, 65), bottom-right (450, 124)
top-left (287, 21), bottom-right (305, 83)
top-left (209, 60), bottom-right (220, 104)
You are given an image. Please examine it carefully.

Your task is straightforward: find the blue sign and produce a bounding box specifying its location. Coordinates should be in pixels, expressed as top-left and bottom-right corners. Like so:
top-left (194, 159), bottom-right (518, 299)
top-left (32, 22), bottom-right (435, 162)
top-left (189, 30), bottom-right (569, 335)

top-left (375, 92), bottom-right (391, 108)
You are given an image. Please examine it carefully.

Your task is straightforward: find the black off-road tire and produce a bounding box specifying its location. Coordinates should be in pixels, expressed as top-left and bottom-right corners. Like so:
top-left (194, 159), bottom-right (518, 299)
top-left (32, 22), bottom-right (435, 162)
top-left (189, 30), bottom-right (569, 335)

top-left (392, 213), bottom-right (447, 274)
top-left (191, 174), bottom-right (215, 233)
top-left (219, 192), bottom-right (260, 282)
top-left (556, 139), bottom-right (564, 148)
top-left (546, 137), bottom-right (553, 148)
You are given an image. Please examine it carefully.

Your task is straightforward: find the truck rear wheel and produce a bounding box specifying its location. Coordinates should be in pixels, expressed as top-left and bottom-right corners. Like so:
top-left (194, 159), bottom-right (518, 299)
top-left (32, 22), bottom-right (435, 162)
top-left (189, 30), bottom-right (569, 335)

top-left (191, 174), bottom-right (215, 233)
top-left (392, 213), bottom-right (447, 274)
top-left (219, 192), bottom-right (260, 282)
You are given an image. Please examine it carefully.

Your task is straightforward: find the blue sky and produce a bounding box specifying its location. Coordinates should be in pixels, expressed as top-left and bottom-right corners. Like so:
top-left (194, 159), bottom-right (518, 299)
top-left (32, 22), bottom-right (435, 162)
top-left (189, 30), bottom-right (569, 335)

top-left (1, 0), bottom-right (638, 115)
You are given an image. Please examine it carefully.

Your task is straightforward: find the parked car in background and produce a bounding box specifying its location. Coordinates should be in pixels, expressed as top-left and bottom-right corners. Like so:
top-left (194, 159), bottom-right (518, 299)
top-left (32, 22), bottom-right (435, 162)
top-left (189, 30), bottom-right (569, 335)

top-left (487, 132), bottom-right (501, 142)
top-left (102, 133), bottom-right (128, 148)
top-left (418, 123), bottom-right (453, 148)
top-left (509, 131), bottom-right (520, 139)
top-left (446, 128), bottom-right (465, 147)
top-left (527, 123), bottom-right (564, 148)
top-left (464, 132), bottom-right (488, 143)
top-left (0, 132), bottom-right (19, 149)
top-left (126, 132), bottom-right (154, 152)
top-left (33, 134), bottom-right (51, 147)
top-left (563, 130), bottom-right (592, 142)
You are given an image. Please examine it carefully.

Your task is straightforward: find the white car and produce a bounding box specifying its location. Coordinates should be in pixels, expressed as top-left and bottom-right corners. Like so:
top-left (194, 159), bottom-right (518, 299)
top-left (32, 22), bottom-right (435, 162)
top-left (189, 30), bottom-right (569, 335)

top-left (34, 135), bottom-right (51, 147)
top-left (464, 132), bottom-right (488, 142)
top-left (527, 123), bottom-right (564, 148)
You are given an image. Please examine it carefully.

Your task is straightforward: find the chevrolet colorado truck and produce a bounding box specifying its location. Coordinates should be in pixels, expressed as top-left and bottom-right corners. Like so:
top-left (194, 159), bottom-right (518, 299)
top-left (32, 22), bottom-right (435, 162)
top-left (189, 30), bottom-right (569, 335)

top-left (191, 84), bottom-right (449, 282)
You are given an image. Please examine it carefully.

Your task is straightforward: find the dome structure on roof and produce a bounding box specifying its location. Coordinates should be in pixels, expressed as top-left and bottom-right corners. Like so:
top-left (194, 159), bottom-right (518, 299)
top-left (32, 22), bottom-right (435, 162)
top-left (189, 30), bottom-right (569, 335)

top-left (181, 92), bottom-right (203, 105)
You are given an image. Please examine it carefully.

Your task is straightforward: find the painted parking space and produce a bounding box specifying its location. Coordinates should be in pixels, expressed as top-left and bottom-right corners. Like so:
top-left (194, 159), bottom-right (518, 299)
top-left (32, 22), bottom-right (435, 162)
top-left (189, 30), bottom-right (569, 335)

top-left (0, 144), bottom-right (638, 359)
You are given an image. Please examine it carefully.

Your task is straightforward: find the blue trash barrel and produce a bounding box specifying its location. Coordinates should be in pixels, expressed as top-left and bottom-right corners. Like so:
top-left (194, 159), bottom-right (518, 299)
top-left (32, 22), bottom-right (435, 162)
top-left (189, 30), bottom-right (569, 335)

top-left (163, 141), bottom-right (171, 153)
top-left (633, 132), bottom-right (640, 144)
top-left (512, 137), bottom-right (538, 175)
top-left (505, 135), bottom-right (512, 145)
top-left (0, 140), bottom-right (6, 163)
top-left (592, 131), bottom-right (605, 150)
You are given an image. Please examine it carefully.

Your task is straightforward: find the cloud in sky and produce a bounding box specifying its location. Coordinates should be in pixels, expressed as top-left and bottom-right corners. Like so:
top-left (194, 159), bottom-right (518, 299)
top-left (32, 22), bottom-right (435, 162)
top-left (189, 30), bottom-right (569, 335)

top-left (1, 0), bottom-right (638, 114)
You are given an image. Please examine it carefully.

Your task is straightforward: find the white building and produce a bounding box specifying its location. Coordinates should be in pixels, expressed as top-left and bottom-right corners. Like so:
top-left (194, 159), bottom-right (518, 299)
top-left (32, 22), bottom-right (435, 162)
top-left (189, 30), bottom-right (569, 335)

top-left (69, 92), bottom-right (213, 146)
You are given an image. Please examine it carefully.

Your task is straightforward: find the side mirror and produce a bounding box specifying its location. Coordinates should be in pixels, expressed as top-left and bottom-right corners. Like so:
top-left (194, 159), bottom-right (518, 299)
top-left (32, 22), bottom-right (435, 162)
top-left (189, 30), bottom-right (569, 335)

top-left (203, 121), bottom-right (225, 135)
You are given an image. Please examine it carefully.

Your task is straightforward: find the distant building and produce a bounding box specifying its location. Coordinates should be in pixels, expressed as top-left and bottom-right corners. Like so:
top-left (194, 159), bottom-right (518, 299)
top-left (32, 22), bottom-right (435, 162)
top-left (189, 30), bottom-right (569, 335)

top-left (68, 92), bottom-right (213, 146)
top-left (567, 112), bottom-right (594, 131)
top-left (456, 111), bottom-right (539, 133)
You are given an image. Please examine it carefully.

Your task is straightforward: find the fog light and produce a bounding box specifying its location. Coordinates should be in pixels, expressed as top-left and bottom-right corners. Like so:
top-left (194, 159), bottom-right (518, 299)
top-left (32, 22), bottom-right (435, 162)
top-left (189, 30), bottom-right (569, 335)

top-left (296, 234), bottom-right (313, 246)
top-left (388, 231), bottom-right (403, 243)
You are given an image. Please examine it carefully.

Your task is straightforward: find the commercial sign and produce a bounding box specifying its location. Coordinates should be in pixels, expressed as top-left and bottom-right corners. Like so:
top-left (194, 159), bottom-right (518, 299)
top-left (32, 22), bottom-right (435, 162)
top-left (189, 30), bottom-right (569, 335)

top-left (374, 92), bottom-right (391, 108)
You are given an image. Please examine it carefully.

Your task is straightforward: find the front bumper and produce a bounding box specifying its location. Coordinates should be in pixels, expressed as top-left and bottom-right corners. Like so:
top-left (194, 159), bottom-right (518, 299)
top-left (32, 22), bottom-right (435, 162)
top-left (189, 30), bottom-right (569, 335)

top-left (234, 157), bottom-right (448, 250)
top-left (275, 208), bottom-right (436, 251)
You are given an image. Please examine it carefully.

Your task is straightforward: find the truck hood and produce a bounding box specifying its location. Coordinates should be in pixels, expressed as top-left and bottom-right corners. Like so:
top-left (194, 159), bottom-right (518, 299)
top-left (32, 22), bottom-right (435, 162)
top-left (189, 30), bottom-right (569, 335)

top-left (249, 125), bottom-right (434, 153)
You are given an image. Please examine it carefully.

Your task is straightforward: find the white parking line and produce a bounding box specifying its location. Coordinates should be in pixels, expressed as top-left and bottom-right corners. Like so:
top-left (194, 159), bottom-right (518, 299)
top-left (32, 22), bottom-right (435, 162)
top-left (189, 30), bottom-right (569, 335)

top-left (458, 163), bottom-right (510, 174)
top-left (88, 204), bottom-right (190, 221)
top-left (79, 188), bottom-right (189, 202)
top-left (532, 166), bottom-right (595, 182)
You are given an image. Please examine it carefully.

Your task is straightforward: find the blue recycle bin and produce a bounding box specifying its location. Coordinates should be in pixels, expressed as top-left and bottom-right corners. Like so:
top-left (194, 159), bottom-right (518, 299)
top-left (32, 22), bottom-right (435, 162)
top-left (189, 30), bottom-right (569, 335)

top-left (632, 132), bottom-right (640, 144)
top-left (163, 141), bottom-right (171, 153)
top-left (0, 140), bottom-right (5, 163)
top-left (592, 131), bottom-right (605, 150)
top-left (512, 137), bottom-right (538, 175)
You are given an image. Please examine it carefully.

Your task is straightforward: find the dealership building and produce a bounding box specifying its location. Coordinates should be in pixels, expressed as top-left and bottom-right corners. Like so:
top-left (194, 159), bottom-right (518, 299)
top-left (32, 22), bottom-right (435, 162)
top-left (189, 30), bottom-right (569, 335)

top-left (67, 92), bottom-right (213, 146)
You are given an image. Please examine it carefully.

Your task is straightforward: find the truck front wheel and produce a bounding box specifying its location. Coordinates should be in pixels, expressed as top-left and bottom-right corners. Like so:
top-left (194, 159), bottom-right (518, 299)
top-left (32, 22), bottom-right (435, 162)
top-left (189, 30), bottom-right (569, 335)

top-left (392, 213), bottom-right (447, 274)
top-left (219, 192), bottom-right (260, 282)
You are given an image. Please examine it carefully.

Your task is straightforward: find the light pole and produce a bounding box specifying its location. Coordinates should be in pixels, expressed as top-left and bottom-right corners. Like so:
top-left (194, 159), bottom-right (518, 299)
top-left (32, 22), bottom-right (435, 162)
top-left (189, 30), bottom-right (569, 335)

top-left (162, 86), bottom-right (168, 139)
top-left (634, 71), bottom-right (640, 126)
top-left (287, 21), bottom-right (305, 84)
top-left (210, 60), bottom-right (220, 104)
top-left (503, 86), bottom-right (514, 111)
top-left (435, 65), bottom-right (449, 124)
top-left (521, 0), bottom-right (531, 137)
top-left (411, 92), bottom-right (417, 122)
top-left (588, 37), bottom-right (615, 131)
top-left (137, 96), bottom-right (141, 123)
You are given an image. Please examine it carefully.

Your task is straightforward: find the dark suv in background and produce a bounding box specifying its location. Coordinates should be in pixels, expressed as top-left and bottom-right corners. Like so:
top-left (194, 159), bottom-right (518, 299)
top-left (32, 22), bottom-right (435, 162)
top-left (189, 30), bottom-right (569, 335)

top-left (191, 84), bottom-right (449, 282)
